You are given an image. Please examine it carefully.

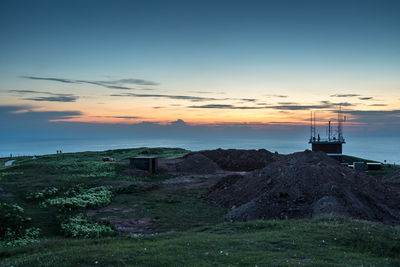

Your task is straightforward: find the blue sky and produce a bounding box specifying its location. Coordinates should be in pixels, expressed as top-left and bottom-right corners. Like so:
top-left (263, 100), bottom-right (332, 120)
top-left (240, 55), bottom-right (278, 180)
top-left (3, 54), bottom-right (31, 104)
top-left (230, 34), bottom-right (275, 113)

top-left (0, 0), bottom-right (399, 139)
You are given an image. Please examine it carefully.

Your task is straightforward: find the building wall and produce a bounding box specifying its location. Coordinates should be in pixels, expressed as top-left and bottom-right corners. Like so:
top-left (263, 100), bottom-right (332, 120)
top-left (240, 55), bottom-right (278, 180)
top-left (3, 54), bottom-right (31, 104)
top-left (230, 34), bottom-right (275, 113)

top-left (312, 143), bottom-right (342, 153)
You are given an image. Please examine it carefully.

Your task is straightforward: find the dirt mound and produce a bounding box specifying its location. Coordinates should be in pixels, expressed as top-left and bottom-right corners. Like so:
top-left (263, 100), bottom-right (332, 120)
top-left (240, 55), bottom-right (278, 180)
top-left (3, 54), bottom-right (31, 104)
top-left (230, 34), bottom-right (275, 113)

top-left (158, 153), bottom-right (221, 175)
top-left (190, 148), bottom-right (276, 171)
top-left (122, 169), bottom-right (151, 177)
top-left (383, 170), bottom-right (400, 183)
top-left (203, 150), bottom-right (400, 225)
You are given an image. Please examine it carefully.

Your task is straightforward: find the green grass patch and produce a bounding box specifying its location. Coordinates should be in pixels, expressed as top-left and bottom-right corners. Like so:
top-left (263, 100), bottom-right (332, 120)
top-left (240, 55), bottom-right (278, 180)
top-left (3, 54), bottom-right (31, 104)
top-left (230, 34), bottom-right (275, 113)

top-left (1, 217), bottom-right (399, 266)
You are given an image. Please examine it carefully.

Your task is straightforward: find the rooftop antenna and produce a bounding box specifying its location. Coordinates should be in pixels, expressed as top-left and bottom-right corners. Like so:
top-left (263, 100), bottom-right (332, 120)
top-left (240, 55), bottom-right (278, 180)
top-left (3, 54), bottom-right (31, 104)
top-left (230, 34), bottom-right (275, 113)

top-left (337, 104), bottom-right (346, 142)
top-left (310, 111), bottom-right (316, 142)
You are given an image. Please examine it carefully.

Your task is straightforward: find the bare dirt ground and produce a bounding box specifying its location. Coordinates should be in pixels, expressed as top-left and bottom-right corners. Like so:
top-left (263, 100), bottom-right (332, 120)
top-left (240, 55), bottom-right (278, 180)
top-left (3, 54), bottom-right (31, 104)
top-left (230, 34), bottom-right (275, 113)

top-left (99, 149), bottom-right (400, 232)
top-left (203, 150), bottom-right (400, 225)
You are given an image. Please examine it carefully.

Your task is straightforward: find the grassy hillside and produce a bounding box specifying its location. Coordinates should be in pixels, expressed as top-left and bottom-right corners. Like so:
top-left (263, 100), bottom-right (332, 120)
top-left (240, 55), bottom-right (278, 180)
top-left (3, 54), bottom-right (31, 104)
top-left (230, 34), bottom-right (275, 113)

top-left (1, 217), bottom-right (400, 266)
top-left (1, 147), bottom-right (399, 266)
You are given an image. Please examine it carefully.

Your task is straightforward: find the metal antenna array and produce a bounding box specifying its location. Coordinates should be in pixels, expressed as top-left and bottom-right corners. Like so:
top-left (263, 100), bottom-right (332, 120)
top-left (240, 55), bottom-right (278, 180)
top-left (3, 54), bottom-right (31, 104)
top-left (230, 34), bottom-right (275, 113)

top-left (309, 105), bottom-right (346, 144)
top-left (310, 111), bottom-right (316, 141)
top-left (337, 104), bottom-right (346, 142)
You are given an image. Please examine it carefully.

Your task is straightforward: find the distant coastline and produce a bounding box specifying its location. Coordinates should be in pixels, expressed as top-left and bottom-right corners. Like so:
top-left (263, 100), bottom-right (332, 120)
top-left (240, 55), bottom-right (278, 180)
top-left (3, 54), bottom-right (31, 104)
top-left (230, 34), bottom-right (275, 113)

top-left (1, 136), bottom-right (398, 164)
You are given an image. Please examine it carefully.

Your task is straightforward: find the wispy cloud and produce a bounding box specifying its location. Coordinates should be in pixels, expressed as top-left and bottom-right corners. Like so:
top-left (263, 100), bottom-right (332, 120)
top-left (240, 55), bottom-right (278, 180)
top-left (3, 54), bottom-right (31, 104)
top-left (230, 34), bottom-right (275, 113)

top-left (344, 110), bottom-right (400, 116)
top-left (110, 93), bottom-right (227, 102)
top-left (94, 115), bottom-right (143, 119)
top-left (359, 97), bottom-right (373, 100)
top-left (25, 95), bottom-right (78, 102)
top-left (189, 91), bottom-right (226, 95)
top-left (330, 94), bottom-right (360, 97)
top-left (21, 75), bottom-right (159, 90)
top-left (0, 105), bottom-right (83, 121)
top-left (239, 98), bottom-right (257, 102)
top-left (189, 104), bottom-right (264, 109)
top-left (9, 89), bottom-right (79, 102)
top-left (9, 90), bottom-right (54, 94)
top-left (368, 104), bottom-right (387, 107)
top-left (264, 94), bottom-right (288, 98)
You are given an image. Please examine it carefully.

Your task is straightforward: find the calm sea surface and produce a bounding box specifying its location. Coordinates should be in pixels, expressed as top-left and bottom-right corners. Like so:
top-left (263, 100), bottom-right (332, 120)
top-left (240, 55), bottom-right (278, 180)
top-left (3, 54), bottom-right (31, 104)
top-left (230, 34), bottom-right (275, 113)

top-left (0, 136), bottom-right (399, 164)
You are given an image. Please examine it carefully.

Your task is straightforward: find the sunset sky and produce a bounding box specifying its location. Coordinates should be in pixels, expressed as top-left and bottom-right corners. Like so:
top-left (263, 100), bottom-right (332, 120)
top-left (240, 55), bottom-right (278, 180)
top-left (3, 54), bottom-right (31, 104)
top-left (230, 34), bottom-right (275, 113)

top-left (1, 0), bottom-right (399, 136)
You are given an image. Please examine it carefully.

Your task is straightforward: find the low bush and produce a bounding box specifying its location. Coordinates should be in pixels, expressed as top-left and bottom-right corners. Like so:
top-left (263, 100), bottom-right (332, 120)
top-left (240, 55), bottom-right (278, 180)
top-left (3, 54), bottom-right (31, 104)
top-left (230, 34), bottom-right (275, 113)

top-left (60, 216), bottom-right (114, 238)
top-left (42, 186), bottom-right (113, 210)
top-left (26, 187), bottom-right (59, 201)
top-left (0, 202), bottom-right (40, 246)
top-left (2, 227), bottom-right (41, 247)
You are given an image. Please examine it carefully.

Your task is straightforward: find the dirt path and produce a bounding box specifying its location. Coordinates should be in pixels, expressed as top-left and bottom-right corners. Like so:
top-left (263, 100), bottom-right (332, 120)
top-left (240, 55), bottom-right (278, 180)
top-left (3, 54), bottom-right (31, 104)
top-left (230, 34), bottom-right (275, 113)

top-left (4, 160), bottom-right (15, 166)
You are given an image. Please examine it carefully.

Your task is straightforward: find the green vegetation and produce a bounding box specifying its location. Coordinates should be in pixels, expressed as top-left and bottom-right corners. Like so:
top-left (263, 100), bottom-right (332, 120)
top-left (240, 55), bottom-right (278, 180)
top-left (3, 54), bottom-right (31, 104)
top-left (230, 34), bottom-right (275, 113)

top-left (1, 217), bottom-right (400, 266)
top-left (1, 147), bottom-right (399, 265)
top-left (60, 216), bottom-right (114, 238)
top-left (43, 186), bottom-right (114, 210)
top-left (0, 202), bottom-right (41, 247)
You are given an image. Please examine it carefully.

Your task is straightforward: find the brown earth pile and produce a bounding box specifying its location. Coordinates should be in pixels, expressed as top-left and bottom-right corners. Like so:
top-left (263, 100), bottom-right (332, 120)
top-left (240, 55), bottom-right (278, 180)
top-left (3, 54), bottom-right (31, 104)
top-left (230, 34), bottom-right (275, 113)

top-left (204, 150), bottom-right (400, 225)
top-left (158, 153), bottom-right (221, 174)
top-left (192, 148), bottom-right (276, 171)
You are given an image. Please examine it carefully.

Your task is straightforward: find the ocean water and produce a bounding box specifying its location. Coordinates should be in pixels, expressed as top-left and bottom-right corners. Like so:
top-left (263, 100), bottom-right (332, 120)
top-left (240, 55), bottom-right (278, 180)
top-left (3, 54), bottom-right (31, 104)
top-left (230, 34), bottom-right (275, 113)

top-left (0, 136), bottom-right (399, 164)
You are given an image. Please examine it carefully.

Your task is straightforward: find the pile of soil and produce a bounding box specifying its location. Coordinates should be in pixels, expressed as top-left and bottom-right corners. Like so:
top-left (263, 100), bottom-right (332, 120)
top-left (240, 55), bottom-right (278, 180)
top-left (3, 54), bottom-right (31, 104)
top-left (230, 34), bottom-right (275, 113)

top-left (158, 154), bottom-right (221, 175)
top-left (193, 148), bottom-right (276, 171)
top-left (204, 150), bottom-right (400, 225)
top-left (383, 169), bottom-right (400, 182)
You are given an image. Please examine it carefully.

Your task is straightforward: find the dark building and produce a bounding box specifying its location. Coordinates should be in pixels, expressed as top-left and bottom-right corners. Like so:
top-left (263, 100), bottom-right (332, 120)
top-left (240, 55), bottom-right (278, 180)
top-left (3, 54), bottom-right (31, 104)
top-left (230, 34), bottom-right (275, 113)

top-left (129, 157), bottom-right (158, 173)
top-left (309, 107), bottom-right (346, 161)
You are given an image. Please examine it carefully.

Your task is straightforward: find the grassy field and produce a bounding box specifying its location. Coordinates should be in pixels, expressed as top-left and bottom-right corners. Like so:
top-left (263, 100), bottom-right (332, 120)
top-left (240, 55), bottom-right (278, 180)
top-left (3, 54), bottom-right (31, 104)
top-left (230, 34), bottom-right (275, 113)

top-left (1, 217), bottom-right (400, 266)
top-left (1, 147), bottom-right (400, 266)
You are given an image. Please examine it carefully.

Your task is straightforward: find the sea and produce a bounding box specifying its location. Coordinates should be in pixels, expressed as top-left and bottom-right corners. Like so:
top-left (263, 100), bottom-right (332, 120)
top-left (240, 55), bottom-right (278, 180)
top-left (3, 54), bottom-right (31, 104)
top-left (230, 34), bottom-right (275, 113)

top-left (0, 136), bottom-right (399, 164)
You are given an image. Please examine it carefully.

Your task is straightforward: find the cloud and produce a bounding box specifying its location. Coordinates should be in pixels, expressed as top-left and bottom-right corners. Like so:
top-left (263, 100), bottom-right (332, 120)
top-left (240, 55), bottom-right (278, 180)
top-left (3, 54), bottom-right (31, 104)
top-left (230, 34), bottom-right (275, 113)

top-left (0, 105), bottom-right (33, 113)
top-left (110, 93), bottom-right (226, 102)
top-left (24, 95), bottom-right (78, 102)
top-left (104, 85), bottom-right (133, 90)
top-left (9, 90), bottom-right (54, 94)
top-left (9, 90), bottom-right (79, 102)
top-left (190, 91), bottom-right (226, 95)
top-left (239, 98), bottom-right (257, 102)
top-left (170, 119), bottom-right (187, 126)
top-left (278, 102), bottom-right (298, 105)
top-left (21, 75), bottom-right (159, 90)
top-left (189, 101), bottom-right (354, 111)
top-left (106, 78), bottom-right (158, 86)
top-left (359, 97), bottom-right (373, 100)
top-left (270, 104), bottom-right (332, 110)
top-left (0, 105), bottom-right (82, 127)
top-left (188, 104), bottom-right (264, 109)
top-left (368, 104), bottom-right (387, 107)
top-left (94, 115), bottom-right (143, 119)
top-left (330, 94), bottom-right (360, 97)
top-left (344, 110), bottom-right (400, 116)
top-left (22, 76), bottom-right (75, 83)
top-left (265, 94), bottom-right (288, 98)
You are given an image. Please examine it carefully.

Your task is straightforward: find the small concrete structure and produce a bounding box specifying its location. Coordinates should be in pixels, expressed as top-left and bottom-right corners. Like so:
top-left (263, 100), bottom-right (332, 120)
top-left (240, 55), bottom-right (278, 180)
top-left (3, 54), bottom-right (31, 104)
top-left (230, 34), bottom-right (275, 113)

top-left (129, 157), bottom-right (158, 173)
top-left (367, 162), bottom-right (382, 171)
top-left (353, 162), bottom-right (365, 171)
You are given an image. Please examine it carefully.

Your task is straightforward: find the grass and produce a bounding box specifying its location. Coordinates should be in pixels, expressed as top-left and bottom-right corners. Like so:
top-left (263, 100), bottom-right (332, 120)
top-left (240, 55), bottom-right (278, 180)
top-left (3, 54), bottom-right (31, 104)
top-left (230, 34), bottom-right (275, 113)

top-left (1, 147), bottom-right (399, 266)
top-left (0, 147), bottom-right (192, 237)
top-left (1, 217), bottom-right (399, 266)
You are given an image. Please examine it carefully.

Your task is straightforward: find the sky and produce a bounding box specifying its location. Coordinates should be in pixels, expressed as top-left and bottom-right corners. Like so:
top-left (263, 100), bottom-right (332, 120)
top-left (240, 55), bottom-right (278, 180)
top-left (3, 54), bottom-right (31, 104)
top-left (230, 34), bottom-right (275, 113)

top-left (1, 0), bottom-right (400, 140)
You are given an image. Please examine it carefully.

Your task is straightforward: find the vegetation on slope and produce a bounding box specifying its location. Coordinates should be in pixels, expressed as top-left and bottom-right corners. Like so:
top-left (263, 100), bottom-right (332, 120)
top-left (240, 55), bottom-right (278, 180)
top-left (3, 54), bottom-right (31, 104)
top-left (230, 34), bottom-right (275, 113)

top-left (1, 147), bottom-right (399, 265)
top-left (1, 217), bottom-right (400, 266)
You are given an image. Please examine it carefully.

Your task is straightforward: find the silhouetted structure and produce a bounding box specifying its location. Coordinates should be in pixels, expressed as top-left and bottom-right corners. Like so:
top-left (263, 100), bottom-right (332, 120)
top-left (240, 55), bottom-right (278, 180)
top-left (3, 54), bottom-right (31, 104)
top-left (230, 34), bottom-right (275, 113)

top-left (309, 106), bottom-right (346, 161)
top-left (129, 157), bottom-right (158, 173)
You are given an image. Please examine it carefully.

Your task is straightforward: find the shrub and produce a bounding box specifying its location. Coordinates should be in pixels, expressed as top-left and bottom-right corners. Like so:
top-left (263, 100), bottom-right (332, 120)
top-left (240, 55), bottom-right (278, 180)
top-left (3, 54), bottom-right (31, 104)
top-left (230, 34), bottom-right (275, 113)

top-left (26, 187), bottom-right (59, 201)
top-left (0, 202), bottom-right (41, 246)
top-left (0, 202), bottom-right (30, 239)
top-left (3, 227), bottom-right (41, 247)
top-left (60, 216), bottom-right (114, 238)
top-left (43, 186), bottom-right (113, 210)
